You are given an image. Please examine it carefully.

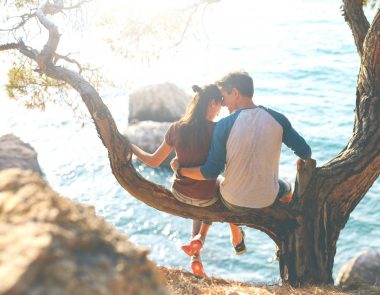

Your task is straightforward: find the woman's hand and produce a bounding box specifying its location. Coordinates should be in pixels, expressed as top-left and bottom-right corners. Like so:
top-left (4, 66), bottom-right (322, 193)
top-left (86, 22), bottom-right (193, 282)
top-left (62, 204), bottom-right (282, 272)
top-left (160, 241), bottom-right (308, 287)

top-left (131, 141), bottom-right (173, 168)
top-left (131, 144), bottom-right (137, 154)
top-left (170, 157), bottom-right (180, 173)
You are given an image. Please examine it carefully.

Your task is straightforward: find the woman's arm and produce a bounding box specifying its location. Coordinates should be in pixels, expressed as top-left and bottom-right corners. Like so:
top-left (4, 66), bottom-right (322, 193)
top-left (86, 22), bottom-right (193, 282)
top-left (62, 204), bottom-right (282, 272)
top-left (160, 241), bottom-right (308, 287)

top-left (131, 140), bottom-right (174, 168)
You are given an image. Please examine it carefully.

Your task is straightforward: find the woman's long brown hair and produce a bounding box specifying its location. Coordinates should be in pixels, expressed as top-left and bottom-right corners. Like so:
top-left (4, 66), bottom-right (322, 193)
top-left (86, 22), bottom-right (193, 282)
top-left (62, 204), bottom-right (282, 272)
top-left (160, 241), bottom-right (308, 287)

top-left (177, 84), bottom-right (222, 151)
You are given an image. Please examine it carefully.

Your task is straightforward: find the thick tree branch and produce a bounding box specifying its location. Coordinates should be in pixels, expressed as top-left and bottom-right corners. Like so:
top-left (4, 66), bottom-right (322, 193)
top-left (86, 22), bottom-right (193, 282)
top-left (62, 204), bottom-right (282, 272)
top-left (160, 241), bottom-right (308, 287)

top-left (35, 0), bottom-right (62, 71)
top-left (342, 0), bottom-right (370, 57)
top-left (0, 0), bottom-right (299, 248)
top-left (308, 4), bottom-right (380, 230)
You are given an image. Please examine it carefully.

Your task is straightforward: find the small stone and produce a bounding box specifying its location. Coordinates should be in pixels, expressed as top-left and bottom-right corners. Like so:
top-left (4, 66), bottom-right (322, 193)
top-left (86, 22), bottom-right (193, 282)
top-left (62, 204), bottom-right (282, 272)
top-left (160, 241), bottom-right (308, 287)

top-left (337, 249), bottom-right (380, 289)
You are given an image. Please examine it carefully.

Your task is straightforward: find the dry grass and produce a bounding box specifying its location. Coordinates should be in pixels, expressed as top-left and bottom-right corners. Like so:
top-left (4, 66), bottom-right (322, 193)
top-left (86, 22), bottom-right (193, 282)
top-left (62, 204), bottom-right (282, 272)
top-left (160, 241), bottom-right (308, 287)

top-left (159, 267), bottom-right (380, 295)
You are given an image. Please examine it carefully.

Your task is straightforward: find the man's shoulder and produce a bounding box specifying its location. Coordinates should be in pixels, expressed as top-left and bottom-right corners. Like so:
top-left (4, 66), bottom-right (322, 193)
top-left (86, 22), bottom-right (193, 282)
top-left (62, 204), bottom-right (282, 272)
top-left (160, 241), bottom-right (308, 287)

top-left (212, 111), bottom-right (242, 139)
top-left (258, 106), bottom-right (290, 124)
top-left (216, 111), bottom-right (241, 127)
top-left (258, 105), bottom-right (286, 117)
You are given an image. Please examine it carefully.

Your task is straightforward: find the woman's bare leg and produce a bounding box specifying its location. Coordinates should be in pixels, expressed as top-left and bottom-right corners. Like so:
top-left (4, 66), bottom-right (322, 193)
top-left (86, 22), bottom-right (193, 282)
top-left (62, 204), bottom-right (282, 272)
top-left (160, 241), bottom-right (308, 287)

top-left (192, 220), bottom-right (202, 238)
top-left (195, 221), bottom-right (211, 242)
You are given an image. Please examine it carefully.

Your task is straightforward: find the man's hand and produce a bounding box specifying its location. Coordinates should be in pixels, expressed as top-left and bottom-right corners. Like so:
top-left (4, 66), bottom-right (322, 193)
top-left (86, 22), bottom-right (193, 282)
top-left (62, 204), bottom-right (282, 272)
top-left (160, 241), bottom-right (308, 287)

top-left (171, 160), bottom-right (206, 180)
top-left (170, 157), bottom-right (179, 173)
top-left (296, 158), bottom-right (306, 170)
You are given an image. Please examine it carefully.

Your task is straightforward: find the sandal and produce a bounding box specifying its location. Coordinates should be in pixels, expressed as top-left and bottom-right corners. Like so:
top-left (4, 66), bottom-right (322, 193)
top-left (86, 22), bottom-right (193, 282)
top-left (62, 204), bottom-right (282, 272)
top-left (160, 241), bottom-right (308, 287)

top-left (279, 191), bottom-right (293, 203)
top-left (233, 227), bottom-right (247, 256)
top-left (191, 255), bottom-right (206, 277)
top-left (181, 233), bottom-right (204, 256)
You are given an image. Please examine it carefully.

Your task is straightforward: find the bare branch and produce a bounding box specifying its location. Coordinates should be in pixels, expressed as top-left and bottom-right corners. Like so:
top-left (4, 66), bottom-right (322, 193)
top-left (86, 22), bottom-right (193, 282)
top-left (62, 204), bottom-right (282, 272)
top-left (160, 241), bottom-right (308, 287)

top-left (19, 42), bottom-right (39, 60)
top-left (0, 40), bottom-right (38, 61)
top-left (0, 11), bottom-right (36, 32)
top-left (53, 53), bottom-right (83, 73)
top-left (172, 6), bottom-right (197, 48)
top-left (342, 0), bottom-right (370, 57)
top-left (61, 0), bottom-right (91, 11)
top-left (171, 0), bottom-right (221, 48)
top-left (43, 0), bottom-right (91, 15)
top-left (0, 42), bottom-right (20, 51)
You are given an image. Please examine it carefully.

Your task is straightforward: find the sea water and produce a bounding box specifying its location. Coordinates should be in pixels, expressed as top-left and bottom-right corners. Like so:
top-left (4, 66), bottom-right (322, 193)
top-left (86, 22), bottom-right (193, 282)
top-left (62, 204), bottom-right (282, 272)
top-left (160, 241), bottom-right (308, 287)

top-left (0, 0), bottom-right (379, 283)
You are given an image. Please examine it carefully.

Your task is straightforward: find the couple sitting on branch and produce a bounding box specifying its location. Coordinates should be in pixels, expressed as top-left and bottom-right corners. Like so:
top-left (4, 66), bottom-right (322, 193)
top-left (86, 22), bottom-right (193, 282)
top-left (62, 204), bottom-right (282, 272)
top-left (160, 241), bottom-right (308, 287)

top-left (132, 71), bottom-right (312, 277)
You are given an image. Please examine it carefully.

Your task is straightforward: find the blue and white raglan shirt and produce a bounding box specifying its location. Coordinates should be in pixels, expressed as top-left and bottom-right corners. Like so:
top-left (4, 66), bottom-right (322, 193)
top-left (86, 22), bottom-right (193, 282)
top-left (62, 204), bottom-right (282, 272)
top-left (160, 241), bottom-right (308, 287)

top-left (200, 106), bottom-right (312, 209)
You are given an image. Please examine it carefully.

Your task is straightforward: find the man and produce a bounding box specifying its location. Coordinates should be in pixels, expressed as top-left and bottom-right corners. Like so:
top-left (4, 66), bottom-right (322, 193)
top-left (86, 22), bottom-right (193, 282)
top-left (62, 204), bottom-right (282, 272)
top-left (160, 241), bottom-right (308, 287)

top-left (172, 71), bottom-right (312, 210)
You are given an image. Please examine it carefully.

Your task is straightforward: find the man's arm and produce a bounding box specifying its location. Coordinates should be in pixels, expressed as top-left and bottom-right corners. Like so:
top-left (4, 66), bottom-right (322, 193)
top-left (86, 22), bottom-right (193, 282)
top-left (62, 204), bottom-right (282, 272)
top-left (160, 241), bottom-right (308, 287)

top-left (263, 107), bottom-right (312, 160)
top-left (180, 167), bottom-right (205, 180)
top-left (283, 126), bottom-right (312, 160)
top-left (170, 158), bottom-right (206, 180)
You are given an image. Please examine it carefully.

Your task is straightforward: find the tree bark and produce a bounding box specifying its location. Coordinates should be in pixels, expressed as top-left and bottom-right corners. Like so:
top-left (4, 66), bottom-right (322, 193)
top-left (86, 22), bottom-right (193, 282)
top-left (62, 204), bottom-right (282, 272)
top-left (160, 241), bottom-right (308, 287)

top-left (277, 0), bottom-right (380, 285)
top-left (342, 0), bottom-right (370, 57)
top-left (1, 0), bottom-right (379, 287)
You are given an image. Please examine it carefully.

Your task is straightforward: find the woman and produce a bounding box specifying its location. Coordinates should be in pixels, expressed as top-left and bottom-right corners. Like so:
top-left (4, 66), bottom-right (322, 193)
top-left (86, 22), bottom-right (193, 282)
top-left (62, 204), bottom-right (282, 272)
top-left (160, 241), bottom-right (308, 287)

top-left (131, 84), bottom-right (245, 277)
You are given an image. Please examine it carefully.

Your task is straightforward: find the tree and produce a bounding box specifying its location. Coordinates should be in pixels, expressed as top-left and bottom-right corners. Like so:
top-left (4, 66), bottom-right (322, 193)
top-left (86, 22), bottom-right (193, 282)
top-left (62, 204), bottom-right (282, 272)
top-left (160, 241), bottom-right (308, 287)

top-left (1, 0), bottom-right (379, 287)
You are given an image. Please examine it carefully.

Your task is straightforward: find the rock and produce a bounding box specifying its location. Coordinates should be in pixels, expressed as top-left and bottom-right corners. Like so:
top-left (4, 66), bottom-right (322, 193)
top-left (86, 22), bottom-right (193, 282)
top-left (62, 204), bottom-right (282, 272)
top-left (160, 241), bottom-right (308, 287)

top-left (0, 134), bottom-right (42, 175)
top-left (126, 121), bottom-right (175, 168)
top-left (0, 168), bottom-right (168, 295)
top-left (129, 83), bottom-right (190, 123)
top-left (336, 249), bottom-right (380, 289)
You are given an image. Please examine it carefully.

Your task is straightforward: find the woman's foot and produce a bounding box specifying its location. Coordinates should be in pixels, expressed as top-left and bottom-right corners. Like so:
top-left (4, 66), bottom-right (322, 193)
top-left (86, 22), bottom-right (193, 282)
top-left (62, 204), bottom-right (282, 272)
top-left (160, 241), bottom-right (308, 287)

top-left (191, 255), bottom-right (206, 277)
top-left (182, 234), bottom-right (204, 256)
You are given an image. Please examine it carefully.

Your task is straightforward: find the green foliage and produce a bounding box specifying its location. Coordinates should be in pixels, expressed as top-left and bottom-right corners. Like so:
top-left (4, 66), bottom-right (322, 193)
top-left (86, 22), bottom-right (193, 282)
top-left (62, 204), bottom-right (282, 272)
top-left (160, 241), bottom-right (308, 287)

top-left (6, 64), bottom-right (70, 111)
top-left (5, 57), bottom-right (105, 120)
top-left (7, 66), bottom-right (33, 98)
top-left (1, 0), bottom-right (106, 115)
top-left (13, 0), bottom-right (38, 9)
top-left (362, 0), bottom-right (379, 8)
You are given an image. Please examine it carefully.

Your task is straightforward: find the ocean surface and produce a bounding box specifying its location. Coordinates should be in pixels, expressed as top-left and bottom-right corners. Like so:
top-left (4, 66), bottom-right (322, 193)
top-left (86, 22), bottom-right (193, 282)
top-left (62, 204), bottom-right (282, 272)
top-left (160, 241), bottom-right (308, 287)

top-left (1, 0), bottom-right (379, 284)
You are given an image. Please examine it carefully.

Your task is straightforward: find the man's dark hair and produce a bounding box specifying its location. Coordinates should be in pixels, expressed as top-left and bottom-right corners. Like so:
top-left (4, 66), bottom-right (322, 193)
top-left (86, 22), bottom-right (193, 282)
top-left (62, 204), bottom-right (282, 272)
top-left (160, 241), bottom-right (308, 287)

top-left (216, 71), bottom-right (254, 98)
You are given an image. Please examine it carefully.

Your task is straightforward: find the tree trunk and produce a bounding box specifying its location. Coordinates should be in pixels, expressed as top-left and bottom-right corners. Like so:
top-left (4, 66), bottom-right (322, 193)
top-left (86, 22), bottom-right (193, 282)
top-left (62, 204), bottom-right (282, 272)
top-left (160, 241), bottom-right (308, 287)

top-left (279, 166), bottom-right (336, 285)
top-left (276, 0), bottom-right (380, 285)
top-left (1, 0), bottom-right (379, 287)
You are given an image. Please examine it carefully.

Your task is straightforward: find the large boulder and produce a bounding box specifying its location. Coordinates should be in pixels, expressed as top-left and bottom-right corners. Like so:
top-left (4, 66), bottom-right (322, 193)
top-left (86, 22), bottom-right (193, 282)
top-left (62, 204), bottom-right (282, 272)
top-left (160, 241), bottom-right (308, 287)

top-left (129, 82), bottom-right (190, 123)
top-left (0, 168), bottom-right (168, 295)
top-left (0, 134), bottom-right (42, 175)
top-left (126, 121), bottom-right (175, 168)
top-left (336, 249), bottom-right (380, 289)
